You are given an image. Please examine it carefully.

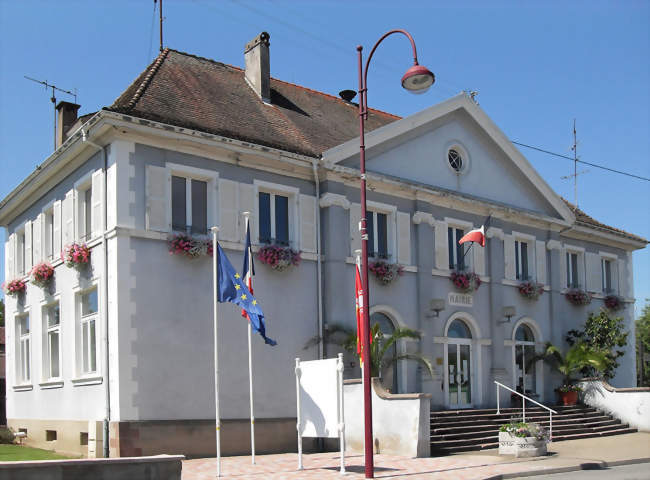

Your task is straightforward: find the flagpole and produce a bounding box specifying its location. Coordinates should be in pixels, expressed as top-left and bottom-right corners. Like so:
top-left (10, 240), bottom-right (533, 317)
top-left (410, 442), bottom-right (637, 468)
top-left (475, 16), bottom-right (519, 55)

top-left (243, 211), bottom-right (256, 464)
top-left (211, 226), bottom-right (222, 478)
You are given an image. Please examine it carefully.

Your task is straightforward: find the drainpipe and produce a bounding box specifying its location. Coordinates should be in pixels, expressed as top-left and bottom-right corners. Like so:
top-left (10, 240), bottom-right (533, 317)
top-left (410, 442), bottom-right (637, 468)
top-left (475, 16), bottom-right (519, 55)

top-left (312, 159), bottom-right (324, 359)
top-left (82, 129), bottom-right (110, 458)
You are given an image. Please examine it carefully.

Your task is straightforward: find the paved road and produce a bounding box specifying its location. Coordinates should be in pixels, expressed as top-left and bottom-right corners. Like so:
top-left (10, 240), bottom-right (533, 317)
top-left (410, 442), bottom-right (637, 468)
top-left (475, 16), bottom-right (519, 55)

top-left (509, 462), bottom-right (650, 480)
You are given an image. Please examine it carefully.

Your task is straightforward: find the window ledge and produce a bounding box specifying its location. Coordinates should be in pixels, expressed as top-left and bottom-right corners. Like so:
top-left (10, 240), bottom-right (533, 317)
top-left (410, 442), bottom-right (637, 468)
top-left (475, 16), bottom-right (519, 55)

top-left (71, 375), bottom-right (103, 387)
top-left (502, 279), bottom-right (550, 290)
top-left (39, 380), bottom-right (64, 389)
top-left (433, 268), bottom-right (490, 283)
top-left (13, 384), bottom-right (33, 392)
top-left (345, 257), bottom-right (416, 272)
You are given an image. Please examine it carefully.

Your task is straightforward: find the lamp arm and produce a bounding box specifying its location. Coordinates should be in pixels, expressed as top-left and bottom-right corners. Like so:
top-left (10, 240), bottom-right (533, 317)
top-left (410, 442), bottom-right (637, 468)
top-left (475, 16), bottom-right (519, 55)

top-left (361, 29), bottom-right (420, 113)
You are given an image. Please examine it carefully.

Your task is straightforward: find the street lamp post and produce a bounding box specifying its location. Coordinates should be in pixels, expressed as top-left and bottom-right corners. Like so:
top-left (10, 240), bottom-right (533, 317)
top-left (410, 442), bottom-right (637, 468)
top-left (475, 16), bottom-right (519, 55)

top-left (356, 30), bottom-right (434, 479)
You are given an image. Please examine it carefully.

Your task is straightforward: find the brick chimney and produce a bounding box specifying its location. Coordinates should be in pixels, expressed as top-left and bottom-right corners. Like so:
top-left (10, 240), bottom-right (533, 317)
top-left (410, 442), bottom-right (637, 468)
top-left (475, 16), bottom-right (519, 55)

top-left (56, 101), bottom-right (81, 149)
top-left (244, 32), bottom-right (271, 103)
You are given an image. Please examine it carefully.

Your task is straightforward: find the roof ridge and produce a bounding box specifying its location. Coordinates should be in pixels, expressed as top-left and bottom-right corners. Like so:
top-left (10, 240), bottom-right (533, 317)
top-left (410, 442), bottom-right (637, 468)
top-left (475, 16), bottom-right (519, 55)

top-left (165, 48), bottom-right (400, 120)
top-left (123, 48), bottom-right (171, 110)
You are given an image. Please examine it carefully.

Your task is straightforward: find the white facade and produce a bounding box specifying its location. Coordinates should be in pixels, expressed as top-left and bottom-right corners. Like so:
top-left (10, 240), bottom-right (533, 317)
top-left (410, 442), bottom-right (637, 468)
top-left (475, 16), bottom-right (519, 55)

top-left (1, 94), bottom-right (645, 457)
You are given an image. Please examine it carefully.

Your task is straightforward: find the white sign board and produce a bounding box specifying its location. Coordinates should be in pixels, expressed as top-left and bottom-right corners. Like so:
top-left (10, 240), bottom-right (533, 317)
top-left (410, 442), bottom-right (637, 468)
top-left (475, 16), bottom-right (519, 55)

top-left (298, 358), bottom-right (339, 438)
top-left (448, 292), bottom-right (473, 307)
top-left (295, 355), bottom-right (345, 473)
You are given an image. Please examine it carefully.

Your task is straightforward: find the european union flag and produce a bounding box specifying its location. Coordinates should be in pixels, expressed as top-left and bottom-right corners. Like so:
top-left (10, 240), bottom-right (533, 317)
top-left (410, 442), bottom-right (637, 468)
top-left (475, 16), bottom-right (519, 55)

top-left (217, 242), bottom-right (276, 346)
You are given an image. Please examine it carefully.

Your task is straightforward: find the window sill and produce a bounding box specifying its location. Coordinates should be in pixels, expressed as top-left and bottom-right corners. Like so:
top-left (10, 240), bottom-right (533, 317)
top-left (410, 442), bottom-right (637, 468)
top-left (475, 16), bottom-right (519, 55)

top-left (39, 380), bottom-right (64, 389)
top-left (502, 279), bottom-right (550, 290)
top-left (433, 268), bottom-right (490, 283)
top-left (13, 384), bottom-right (33, 392)
top-left (71, 375), bottom-right (103, 387)
top-left (346, 257), bottom-right (417, 272)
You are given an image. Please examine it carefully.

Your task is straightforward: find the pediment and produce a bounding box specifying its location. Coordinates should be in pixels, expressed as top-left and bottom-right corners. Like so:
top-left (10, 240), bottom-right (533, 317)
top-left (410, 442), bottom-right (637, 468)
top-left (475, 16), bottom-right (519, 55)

top-left (323, 94), bottom-right (574, 223)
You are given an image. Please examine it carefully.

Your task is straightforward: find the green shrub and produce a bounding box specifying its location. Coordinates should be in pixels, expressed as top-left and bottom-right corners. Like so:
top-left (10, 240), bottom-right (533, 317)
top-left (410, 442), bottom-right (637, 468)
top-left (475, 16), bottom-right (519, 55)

top-left (0, 428), bottom-right (15, 444)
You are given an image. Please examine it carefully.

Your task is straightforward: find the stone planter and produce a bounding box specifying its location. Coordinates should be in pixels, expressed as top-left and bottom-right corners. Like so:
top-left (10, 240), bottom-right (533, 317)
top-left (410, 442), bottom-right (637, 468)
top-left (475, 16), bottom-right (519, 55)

top-left (498, 432), bottom-right (547, 458)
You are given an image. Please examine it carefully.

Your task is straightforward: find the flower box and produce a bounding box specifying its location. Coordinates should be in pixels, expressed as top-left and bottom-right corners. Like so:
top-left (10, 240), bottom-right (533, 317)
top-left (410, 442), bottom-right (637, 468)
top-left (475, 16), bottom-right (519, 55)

top-left (518, 281), bottom-right (544, 300)
top-left (499, 422), bottom-right (548, 458)
top-left (450, 271), bottom-right (481, 293)
top-left (565, 288), bottom-right (591, 306)
top-left (31, 262), bottom-right (55, 289)
top-left (498, 432), bottom-right (547, 458)
top-left (2, 278), bottom-right (26, 297)
top-left (257, 245), bottom-right (300, 272)
top-left (604, 294), bottom-right (624, 311)
top-left (62, 243), bottom-right (91, 270)
top-left (168, 233), bottom-right (213, 258)
top-left (369, 260), bottom-right (404, 285)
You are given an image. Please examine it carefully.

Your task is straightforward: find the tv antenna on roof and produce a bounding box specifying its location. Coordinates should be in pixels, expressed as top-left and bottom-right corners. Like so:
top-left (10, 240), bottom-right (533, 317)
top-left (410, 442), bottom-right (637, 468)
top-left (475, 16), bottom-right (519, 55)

top-left (24, 76), bottom-right (77, 151)
top-left (560, 119), bottom-right (588, 207)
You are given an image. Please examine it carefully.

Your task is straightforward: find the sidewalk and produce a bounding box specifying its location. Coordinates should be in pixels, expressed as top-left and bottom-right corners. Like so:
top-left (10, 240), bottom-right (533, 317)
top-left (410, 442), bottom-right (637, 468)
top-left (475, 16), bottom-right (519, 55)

top-left (181, 432), bottom-right (650, 479)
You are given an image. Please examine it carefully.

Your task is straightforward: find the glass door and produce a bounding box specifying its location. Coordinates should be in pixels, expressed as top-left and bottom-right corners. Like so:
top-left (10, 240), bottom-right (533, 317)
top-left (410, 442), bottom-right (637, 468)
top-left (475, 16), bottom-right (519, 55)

top-left (447, 342), bottom-right (472, 408)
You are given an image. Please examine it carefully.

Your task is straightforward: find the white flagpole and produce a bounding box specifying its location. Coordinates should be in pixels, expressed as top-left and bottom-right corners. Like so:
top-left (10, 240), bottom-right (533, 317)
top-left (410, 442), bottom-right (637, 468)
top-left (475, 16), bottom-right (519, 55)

top-left (243, 211), bottom-right (256, 464)
top-left (211, 226), bottom-right (221, 477)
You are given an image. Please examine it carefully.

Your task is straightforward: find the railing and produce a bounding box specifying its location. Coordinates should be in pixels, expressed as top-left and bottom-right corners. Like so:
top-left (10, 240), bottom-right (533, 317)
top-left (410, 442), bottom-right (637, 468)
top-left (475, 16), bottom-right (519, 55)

top-left (494, 381), bottom-right (558, 441)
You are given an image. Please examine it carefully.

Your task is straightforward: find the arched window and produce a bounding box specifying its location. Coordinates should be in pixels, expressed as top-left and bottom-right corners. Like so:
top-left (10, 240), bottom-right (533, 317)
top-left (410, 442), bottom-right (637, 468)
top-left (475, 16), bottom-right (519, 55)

top-left (514, 323), bottom-right (537, 394)
top-left (370, 311), bottom-right (398, 393)
top-left (448, 319), bottom-right (472, 339)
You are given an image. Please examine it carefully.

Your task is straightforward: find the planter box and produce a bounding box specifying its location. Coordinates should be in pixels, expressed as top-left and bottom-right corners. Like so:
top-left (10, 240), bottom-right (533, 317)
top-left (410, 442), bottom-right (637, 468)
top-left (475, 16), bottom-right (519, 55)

top-left (498, 432), bottom-right (547, 458)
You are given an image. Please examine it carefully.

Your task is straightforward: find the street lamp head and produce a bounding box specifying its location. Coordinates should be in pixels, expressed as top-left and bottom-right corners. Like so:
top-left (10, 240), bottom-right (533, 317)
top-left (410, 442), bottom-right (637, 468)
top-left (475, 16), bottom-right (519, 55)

top-left (401, 64), bottom-right (435, 94)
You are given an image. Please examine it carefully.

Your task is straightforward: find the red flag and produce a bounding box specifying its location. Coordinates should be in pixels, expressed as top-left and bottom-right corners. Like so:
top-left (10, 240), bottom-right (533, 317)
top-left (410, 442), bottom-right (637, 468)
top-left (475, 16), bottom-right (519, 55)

top-left (355, 264), bottom-right (364, 356)
top-left (458, 225), bottom-right (486, 247)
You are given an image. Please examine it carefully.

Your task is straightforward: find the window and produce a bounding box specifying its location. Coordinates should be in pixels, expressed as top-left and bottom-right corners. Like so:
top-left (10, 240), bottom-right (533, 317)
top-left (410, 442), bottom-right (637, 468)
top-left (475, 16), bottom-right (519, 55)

top-left (602, 258), bottom-right (613, 293)
top-left (44, 208), bottom-right (55, 260)
top-left (448, 149), bottom-right (463, 172)
top-left (172, 175), bottom-right (207, 235)
top-left (515, 240), bottom-right (529, 280)
top-left (259, 191), bottom-right (289, 246)
top-left (566, 251), bottom-right (580, 288)
top-left (44, 303), bottom-right (61, 379)
top-left (80, 289), bottom-right (98, 375)
top-left (448, 227), bottom-right (467, 270)
top-left (366, 210), bottom-right (388, 259)
top-left (17, 314), bottom-right (30, 383)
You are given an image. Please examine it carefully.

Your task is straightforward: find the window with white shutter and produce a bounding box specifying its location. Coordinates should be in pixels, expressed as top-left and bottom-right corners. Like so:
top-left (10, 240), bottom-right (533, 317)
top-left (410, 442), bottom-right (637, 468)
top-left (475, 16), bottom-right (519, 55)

top-left (239, 183), bottom-right (257, 243)
top-left (52, 200), bottom-right (62, 256)
top-left (5, 233), bottom-right (16, 279)
top-left (535, 240), bottom-right (547, 285)
top-left (62, 190), bottom-right (75, 246)
top-left (218, 179), bottom-right (239, 242)
top-left (396, 211), bottom-right (411, 265)
top-left (564, 247), bottom-right (585, 289)
top-left (91, 169), bottom-right (104, 238)
top-left (254, 180), bottom-right (299, 247)
top-left (349, 203), bottom-right (361, 256)
top-left (32, 214), bottom-right (42, 265)
top-left (166, 164), bottom-right (217, 236)
top-left (16, 227), bottom-right (26, 276)
top-left (434, 219), bottom-right (448, 270)
top-left (24, 220), bottom-right (33, 272)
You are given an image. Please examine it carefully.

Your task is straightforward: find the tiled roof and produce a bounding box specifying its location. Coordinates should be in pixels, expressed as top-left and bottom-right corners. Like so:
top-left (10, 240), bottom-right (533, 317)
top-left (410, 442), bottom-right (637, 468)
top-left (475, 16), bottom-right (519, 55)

top-left (562, 198), bottom-right (647, 243)
top-left (104, 48), bottom-right (643, 245)
top-left (107, 48), bottom-right (399, 158)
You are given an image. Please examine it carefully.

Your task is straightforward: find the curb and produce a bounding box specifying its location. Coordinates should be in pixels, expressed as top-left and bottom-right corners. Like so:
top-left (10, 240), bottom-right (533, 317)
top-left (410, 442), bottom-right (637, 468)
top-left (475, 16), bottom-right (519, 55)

top-left (482, 457), bottom-right (650, 479)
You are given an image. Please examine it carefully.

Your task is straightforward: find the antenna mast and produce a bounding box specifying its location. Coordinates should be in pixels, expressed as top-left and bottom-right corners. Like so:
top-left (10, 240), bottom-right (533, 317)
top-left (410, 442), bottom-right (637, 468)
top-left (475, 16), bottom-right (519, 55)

top-left (159, 0), bottom-right (163, 52)
top-left (24, 76), bottom-right (77, 151)
top-left (561, 119), bottom-right (588, 207)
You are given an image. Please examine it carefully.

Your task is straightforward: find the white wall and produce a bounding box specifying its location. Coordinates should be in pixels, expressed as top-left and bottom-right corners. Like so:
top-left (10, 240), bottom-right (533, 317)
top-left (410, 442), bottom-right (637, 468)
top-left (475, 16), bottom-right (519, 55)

top-left (579, 379), bottom-right (650, 431)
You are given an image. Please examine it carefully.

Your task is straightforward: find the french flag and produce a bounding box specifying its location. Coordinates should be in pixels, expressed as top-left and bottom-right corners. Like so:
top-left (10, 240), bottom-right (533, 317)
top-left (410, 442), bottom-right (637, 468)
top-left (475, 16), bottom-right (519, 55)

top-left (241, 220), bottom-right (255, 318)
top-left (459, 225), bottom-right (486, 247)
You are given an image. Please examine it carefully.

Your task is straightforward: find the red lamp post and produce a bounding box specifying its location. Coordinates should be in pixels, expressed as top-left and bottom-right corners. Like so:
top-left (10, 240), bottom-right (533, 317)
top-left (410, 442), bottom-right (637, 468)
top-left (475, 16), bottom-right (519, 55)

top-left (356, 30), bottom-right (434, 478)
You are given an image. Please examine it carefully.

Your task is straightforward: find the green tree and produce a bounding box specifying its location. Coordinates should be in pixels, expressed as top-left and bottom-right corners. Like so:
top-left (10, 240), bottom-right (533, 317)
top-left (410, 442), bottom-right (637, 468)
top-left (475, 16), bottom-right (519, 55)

top-left (530, 342), bottom-right (608, 386)
top-left (566, 309), bottom-right (628, 379)
top-left (636, 302), bottom-right (650, 386)
top-left (306, 322), bottom-right (434, 389)
top-left (0, 298), bottom-right (4, 327)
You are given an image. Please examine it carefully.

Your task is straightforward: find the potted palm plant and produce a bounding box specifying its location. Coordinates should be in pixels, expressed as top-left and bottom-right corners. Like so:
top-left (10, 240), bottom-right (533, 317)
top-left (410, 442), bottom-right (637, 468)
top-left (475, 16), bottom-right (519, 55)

top-left (530, 342), bottom-right (607, 406)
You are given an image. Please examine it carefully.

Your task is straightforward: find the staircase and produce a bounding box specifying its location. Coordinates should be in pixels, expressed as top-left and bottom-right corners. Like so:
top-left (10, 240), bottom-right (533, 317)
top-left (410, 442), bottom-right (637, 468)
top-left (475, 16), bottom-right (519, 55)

top-left (430, 404), bottom-right (636, 455)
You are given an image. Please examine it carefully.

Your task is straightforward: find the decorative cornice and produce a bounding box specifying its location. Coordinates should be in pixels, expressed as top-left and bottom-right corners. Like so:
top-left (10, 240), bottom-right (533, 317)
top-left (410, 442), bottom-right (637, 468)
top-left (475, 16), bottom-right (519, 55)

top-left (412, 211), bottom-right (435, 226)
top-left (319, 192), bottom-right (350, 210)
top-left (546, 239), bottom-right (562, 251)
top-left (486, 227), bottom-right (504, 240)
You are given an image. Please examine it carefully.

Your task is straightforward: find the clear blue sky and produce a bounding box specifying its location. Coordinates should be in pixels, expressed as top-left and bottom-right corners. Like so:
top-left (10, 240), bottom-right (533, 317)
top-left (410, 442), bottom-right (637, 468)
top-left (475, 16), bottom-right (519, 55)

top-left (1, 1), bottom-right (648, 315)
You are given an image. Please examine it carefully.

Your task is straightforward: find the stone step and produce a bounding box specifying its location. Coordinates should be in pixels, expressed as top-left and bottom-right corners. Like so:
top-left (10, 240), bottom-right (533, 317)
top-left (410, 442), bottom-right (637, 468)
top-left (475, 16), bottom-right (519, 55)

top-left (431, 420), bottom-right (626, 441)
top-left (431, 417), bottom-right (620, 436)
top-left (431, 412), bottom-right (610, 428)
top-left (430, 405), bottom-right (594, 416)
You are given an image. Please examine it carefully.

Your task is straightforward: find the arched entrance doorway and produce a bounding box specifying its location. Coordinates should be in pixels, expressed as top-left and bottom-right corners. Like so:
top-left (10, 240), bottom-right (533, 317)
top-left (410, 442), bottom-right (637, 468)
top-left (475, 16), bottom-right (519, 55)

top-left (370, 311), bottom-right (398, 393)
top-left (445, 318), bottom-right (473, 408)
top-left (511, 319), bottom-right (544, 400)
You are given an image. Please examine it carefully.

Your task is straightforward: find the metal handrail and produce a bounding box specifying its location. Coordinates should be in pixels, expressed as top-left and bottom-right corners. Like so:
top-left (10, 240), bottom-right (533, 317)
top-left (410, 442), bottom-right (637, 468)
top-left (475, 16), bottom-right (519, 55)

top-left (494, 381), bottom-right (558, 441)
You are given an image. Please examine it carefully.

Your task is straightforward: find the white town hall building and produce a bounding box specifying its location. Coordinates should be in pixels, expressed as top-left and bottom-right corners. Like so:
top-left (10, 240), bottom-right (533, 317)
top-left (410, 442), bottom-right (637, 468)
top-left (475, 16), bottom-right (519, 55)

top-left (1, 33), bottom-right (646, 457)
